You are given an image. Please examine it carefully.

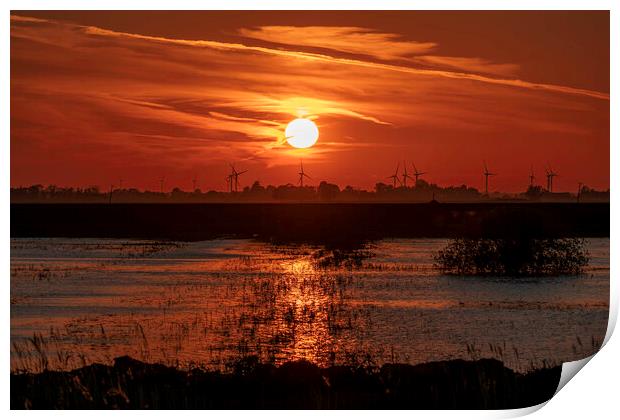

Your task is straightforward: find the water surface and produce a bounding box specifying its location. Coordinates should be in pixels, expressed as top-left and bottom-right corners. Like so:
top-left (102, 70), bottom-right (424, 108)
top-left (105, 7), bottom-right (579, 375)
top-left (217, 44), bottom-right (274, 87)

top-left (10, 238), bottom-right (608, 372)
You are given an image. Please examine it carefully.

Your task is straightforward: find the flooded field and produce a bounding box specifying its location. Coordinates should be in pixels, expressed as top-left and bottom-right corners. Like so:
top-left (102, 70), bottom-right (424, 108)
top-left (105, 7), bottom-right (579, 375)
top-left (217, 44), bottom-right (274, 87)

top-left (10, 238), bottom-right (609, 373)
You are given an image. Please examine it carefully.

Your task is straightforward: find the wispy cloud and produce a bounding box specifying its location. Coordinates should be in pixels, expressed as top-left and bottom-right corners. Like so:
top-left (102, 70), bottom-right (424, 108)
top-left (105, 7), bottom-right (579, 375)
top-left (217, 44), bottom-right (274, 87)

top-left (10, 15), bottom-right (48, 23)
top-left (238, 26), bottom-right (437, 60)
top-left (78, 23), bottom-right (608, 101)
top-left (238, 25), bottom-right (521, 78)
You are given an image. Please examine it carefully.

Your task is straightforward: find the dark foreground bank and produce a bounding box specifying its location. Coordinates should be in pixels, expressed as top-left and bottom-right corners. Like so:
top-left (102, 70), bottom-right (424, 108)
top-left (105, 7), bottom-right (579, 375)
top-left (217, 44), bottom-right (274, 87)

top-left (11, 357), bottom-right (560, 409)
top-left (11, 202), bottom-right (609, 241)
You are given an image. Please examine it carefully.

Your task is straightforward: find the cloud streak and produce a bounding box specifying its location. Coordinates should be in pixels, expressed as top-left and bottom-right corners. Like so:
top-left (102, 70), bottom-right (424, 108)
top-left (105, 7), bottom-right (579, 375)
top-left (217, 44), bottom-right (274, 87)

top-left (238, 26), bottom-right (438, 60)
top-left (413, 55), bottom-right (520, 78)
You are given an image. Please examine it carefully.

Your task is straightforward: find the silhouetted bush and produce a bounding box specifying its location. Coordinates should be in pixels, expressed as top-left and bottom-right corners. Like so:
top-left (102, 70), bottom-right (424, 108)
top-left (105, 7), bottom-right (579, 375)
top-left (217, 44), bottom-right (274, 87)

top-left (434, 238), bottom-right (589, 276)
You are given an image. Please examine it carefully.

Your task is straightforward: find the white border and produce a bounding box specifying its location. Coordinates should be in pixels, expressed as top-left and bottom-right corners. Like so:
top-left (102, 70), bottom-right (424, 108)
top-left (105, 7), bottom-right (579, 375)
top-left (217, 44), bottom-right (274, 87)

top-left (3, 1), bottom-right (616, 418)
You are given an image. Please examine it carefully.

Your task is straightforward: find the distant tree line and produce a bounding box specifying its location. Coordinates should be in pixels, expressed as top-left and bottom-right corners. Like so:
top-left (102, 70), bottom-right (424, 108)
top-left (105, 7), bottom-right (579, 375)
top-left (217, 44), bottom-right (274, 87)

top-left (10, 181), bottom-right (609, 203)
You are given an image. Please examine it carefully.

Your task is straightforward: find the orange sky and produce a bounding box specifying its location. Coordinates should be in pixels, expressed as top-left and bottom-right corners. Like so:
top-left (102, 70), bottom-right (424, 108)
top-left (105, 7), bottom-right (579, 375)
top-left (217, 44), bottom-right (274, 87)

top-left (10, 11), bottom-right (609, 192)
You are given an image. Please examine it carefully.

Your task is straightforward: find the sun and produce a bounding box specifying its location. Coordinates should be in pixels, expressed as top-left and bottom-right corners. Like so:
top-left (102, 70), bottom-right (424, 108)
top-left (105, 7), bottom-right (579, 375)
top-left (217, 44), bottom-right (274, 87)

top-left (285, 118), bottom-right (319, 149)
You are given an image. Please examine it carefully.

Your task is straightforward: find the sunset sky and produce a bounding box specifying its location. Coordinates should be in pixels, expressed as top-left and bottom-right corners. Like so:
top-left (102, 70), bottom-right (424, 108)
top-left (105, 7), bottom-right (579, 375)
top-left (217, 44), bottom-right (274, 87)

top-left (10, 11), bottom-right (609, 192)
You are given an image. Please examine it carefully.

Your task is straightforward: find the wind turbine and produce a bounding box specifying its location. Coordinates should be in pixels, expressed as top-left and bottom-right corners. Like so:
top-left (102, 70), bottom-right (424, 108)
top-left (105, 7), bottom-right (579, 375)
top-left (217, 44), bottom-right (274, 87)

top-left (235, 169), bottom-right (247, 192)
top-left (401, 161), bottom-right (415, 187)
top-left (229, 164), bottom-right (247, 193)
top-left (483, 161), bottom-right (496, 195)
top-left (545, 165), bottom-right (558, 192)
top-left (387, 162), bottom-right (401, 188)
top-left (412, 163), bottom-right (427, 185)
top-left (298, 160), bottom-right (311, 187)
top-left (529, 166), bottom-right (535, 188)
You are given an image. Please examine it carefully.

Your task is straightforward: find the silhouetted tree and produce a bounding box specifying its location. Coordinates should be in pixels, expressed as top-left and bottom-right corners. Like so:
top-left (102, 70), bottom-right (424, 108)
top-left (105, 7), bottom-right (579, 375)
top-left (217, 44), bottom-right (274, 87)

top-left (318, 181), bottom-right (340, 201)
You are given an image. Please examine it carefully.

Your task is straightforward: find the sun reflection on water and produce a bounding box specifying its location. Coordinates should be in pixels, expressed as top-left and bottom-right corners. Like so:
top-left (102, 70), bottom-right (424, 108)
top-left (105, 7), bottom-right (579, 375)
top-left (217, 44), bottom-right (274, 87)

top-left (276, 257), bottom-right (334, 365)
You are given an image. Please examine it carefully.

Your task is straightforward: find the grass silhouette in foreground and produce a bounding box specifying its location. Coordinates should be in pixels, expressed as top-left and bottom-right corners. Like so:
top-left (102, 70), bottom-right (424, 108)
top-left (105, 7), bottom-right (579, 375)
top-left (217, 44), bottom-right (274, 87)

top-left (435, 238), bottom-right (589, 276)
top-left (11, 356), bottom-right (560, 409)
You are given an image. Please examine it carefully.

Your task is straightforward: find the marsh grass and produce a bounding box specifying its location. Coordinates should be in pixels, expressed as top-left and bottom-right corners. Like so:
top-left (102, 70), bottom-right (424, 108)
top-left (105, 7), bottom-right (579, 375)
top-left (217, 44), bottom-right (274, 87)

top-left (10, 258), bottom-right (376, 373)
top-left (11, 353), bottom-right (563, 409)
top-left (311, 248), bottom-right (374, 269)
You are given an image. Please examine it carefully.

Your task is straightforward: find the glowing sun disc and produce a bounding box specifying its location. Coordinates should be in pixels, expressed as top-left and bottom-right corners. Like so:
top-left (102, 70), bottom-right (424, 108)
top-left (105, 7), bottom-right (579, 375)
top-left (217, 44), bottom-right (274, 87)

top-left (285, 118), bottom-right (319, 149)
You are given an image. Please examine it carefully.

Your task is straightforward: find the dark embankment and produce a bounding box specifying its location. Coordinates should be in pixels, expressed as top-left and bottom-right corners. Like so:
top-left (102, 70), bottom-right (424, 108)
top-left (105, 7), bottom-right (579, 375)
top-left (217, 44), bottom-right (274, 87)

top-left (11, 202), bottom-right (609, 242)
top-left (11, 357), bottom-right (560, 409)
